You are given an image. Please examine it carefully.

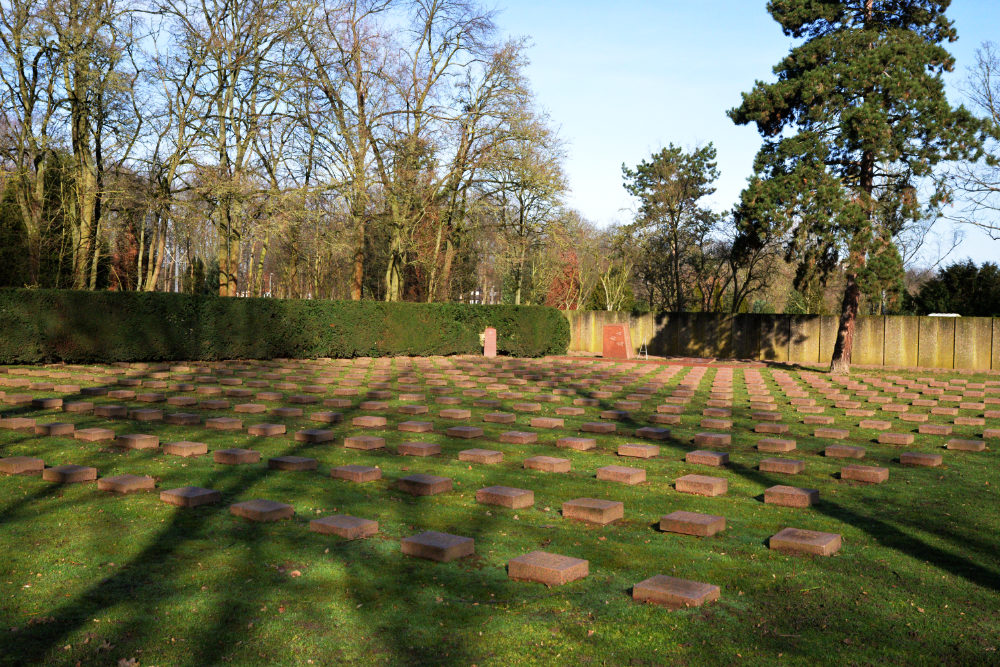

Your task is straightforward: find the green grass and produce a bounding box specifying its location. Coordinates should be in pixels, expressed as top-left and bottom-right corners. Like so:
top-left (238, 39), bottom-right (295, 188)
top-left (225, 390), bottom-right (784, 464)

top-left (1, 358), bottom-right (999, 666)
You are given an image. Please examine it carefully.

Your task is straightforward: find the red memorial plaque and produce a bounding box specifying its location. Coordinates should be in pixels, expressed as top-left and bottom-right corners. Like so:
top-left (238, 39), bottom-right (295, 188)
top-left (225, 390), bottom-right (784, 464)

top-left (602, 324), bottom-right (633, 359)
top-left (484, 327), bottom-right (497, 358)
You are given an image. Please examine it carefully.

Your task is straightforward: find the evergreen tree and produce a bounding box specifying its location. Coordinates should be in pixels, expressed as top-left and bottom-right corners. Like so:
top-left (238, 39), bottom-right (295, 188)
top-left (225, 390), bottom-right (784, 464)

top-left (913, 259), bottom-right (1000, 316)
top-left (730, 0), bottom-right (986, 373)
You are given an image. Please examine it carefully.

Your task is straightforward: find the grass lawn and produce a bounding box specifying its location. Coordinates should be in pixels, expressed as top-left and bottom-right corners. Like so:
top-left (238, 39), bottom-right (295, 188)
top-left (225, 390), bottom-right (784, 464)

top-left (1, 357), bottom-right (998, 666)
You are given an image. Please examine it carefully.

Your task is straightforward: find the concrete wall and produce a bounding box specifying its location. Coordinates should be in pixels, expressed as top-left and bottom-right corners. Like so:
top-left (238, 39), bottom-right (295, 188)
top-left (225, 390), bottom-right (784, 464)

top-left (564, 310), bottom-right (999, 371)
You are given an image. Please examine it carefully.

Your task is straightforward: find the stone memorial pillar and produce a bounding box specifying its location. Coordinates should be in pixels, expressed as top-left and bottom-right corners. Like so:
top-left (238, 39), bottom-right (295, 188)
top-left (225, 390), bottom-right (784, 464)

top-left (602, 324), bottom-right (633, 359)
top-left (484, 327), bottom-right (497, 358)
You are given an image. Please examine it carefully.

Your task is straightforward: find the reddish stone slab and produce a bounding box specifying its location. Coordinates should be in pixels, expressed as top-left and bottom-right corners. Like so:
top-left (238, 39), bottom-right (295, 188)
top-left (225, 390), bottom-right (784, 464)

top-left (160, 486), bottom-right (221, 507)
top-left (75, 427), bottom-right (116, 442)
top-left (98, 474), bottom-right (155, 494)
top-left (633, 575), bottom-right (720, 608)
top-left (205, 417), bottom-right (242, 431)
top-left (500, 431), bottom-right (537, 445)
top-left (34, 422), bottom-right (75, 437)
top-left (163, 441), bottom-right (207, 457)
top-left (398, 441), bottom-right (440, 457)
top-left (397, 473), bottom-right (452, 496)
top-left (841, 464), bottom-right (888, 483)
top-left (686, 450), bottom-right (729, 467)
top-left (764, 485), bottom-right (818, 508)
top-left (562, 497), bottom-right (624, 524)
top-left (213, 448), bottom-right (260, 465)
top-left (483, 327), bottom-right (497, 358)
top-left (530, 417), bottom-right (564, 429)
top-left (246, 423), bottom-right (285, 437)
top-left (483, 412), bottom-right (516, 424)
top-left (43, 464), bottom-right (97, 483)
top-left (331, 464), bottom-right (381, 482)
top-left (825, 444), bottom-right (865, 459)
top-left (919, 423), bottom-right (952, 435)
top-left (230, 499), bottom-right (294, 522)
top-left (596, 465), bottom-right (646, 485)
top-left (757, 438), bottom-right (796, 453)
top-left (635, 426), bottom-right (671, 441)
top-left (602, 324), bottom-right (633, 360)
top-left (94, 405), bottom-right (128, 418)
top-left (759, 458), bottom-right (805, 474)
top-left (659, 510), bottom-right (725, 537)
top-left (268, 456), bottom-right (318, 471)
top-left (0, 456), bottom-right (44, 475)
top-left (508, 551), bottom-right (588, 586)
top-left (946, 438), bottom-right (986, 452)
top-left (116, 433), bottom-right (159, 450)
top-left (164, 412), bottom-right (200, 426)
top-left (310, 515), bottom-right (378, 540)
top-left (618, 443), bottom-right (659, 458)
top-left (900, 451), bottom-right (943, 467)
top-left (446, 426), bottom-right (484, 439)
top-left (295, 429), bottom-right (335, 443)
top-left (815, 428), bottom-right (849, 440)
top-left (675, 474), bottom-right (727, 497)
top-left (581, 422), bottom-right (616, 434)
top-left (476, 485), bottom-right (534, 508)
top-left (344, 435), bottom-right (386, 450)
top-left (401, 531), bottom-right (474, 562)
top-left (769, 527), bottom-right (841, 556)
top-left (524, 456), bottom-right (570, 473)
top-left (878, 432), bottom-right (915, 445)
top-left (63, 401), bottom-right (94, 414)
top-left (459, 448), bottom-right (503, 464)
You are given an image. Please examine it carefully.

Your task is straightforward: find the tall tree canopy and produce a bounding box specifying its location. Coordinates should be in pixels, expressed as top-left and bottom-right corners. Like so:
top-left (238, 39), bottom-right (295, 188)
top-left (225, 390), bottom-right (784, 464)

top-left (730, 0), bottom-right (986, 372)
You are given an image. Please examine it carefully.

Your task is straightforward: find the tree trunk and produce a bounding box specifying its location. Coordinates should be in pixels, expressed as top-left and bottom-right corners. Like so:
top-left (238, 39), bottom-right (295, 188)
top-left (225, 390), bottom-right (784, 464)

top-left (829, 272), bottom-right (860, 374)
top-left (350, 217), bottom-right (365, 300)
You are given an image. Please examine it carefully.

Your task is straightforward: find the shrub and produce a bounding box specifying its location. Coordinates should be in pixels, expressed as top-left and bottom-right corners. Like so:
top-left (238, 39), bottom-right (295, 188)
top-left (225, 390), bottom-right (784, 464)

top-left (0, 289), bottom-right (569, 363)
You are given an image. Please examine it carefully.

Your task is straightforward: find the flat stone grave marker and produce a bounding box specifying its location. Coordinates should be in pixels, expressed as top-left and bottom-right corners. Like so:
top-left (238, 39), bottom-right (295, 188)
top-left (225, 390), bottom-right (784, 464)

top-left (0, 456), bottom-right (44, 475)
top-left (34, 422), bottom-right (75, 436)
top-left (352, 415), bottom-right (387, 429)
top-left (459, 448), bottom-right (503, 464)
top-left (98, 474), bottom-right (155, 494)
top-left (476, 485), bottom-right (534, 508)
top-left (878, 432), bottom-right (915, 445)
top-left (31, 397), bottom-right (62, 409)
top-left (63, 401), bottom-right (94, 414)
top-left (247, 423), bottom-right (286, 437)
top-left (75, 427), bottom-right (116, 442)
top-left (686, 450), bottom-right (729, 467)
top-left (446, 426), bottom-right (484, 439)
top-left (398, 441), bottom-right (440, 457)
top-left (815, 428), bottom-right (850, 440)
top-left (769, 527), bottom-right (842, 556)
top-left (165, 412), bottom-right (200, 426)
top-left (596, 465), bottom-right (645, 485)
top-left (310, 411), bottom-right (343, 423)
top-left (946, 438), bottom-right (986, 452)
top-left (234, 403), bottom-right (267, 414)
top-left (765, 485), bottom-right (818, 507)
top-left (500, 431), bottom-right (537, 445)
top-left (116, 433), bottom-right (159, 450)
top-left (398, 405), bottom-right (429, 416)
top-left (230, 499), bottom-right (294, 522)
top-left (331, 465), bottom-right (381, 482)
top-left (295, 429), bottom-right (336, 443)
top-left (675, 474), bottom-right (727, 497)
top-left (397, 473), bottom-right (452, 496)
top-left (659, 510), bottom-right (725, 537)
top-left (562, 498), bottom-right (623, 525)
top-left (42, 464), bottom-right (97, 484)
top-left (900, 452), bottom-right (943, 467)
top-left (825, 444), bottom-right (865, 459)
top-left (213, 448), bottom-right (261, 465)
top-left (401, 531), bottom-right (474, 562)
top-left (757, 438), bottom-right (796, 453)
top-left (530, 417), bottom-right (563, 429)
top-left (160, 486), bottom-right (221, 507)
top-left (398, 421), bottom-right (433, 434)
top-left (164, 441), bottom-right (207, 457)
top-left (310, 515), bottom-right (378, 540)
top-left (633, 575), bottom-right (720, 608)
top-left (94, 405), bottom-right (128, 418)
top-left (557, 436), bottom-right (596, 451)
top-left (581, 422), bottom-right (616, 434)
top-left (344, 435), bottom-right (385, 450)
top-left (198, 400), bottom-right (230, 411)
top-left (841, 464), bottom-right (889, 483)
top-left (523, 456), bottom-right (570, 473)
top-left (759, 458), bottom-right (805, 474)
top-left (205, 417), bottom-right (242, 431)
top-left (268, 456), bottom-right (318, 471)
top-left (619, 443), bottom-right (659, 458)
top-left (508, 551), bottom-right (588, 586)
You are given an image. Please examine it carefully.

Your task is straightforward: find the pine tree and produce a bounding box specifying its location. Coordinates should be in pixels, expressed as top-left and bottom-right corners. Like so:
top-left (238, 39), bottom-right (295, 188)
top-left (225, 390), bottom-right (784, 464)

top-left (730, 0), bottom-right (986, 373)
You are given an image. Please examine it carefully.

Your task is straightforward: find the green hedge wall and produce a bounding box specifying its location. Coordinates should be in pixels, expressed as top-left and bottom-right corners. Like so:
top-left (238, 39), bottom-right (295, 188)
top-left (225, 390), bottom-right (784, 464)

top-left (0, 289), bottom-right (570, 363)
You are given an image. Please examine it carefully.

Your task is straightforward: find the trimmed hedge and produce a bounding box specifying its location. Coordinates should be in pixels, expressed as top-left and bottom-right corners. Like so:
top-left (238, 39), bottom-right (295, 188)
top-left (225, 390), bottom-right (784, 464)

top-left (0, 289), bottom-right (570, 363)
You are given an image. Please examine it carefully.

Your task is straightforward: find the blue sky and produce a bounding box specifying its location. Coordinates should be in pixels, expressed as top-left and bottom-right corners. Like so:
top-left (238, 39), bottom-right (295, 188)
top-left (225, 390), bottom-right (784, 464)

top-left (497, 0), bottom-right (1000, 266)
